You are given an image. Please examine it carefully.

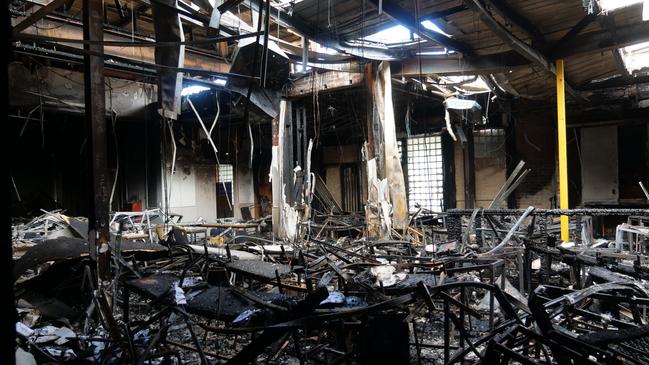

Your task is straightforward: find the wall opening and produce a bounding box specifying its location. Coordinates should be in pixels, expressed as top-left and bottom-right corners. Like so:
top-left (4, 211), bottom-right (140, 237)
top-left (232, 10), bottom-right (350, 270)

top-left (403, 135), bottom-right (445, 212)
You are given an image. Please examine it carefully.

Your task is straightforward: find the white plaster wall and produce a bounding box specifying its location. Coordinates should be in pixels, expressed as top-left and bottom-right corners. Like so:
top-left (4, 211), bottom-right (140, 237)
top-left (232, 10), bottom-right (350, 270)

top-left (234, 164), bottom-right (256, 219)
top-left (166, 163), bottom-right (217, 222)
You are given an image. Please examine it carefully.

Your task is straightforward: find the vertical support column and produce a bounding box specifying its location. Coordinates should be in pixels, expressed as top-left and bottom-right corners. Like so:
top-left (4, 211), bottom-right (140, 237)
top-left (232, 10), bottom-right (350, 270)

top-left (295, 106), bottom-right (302, 167)
top-left (2, 0), bottom-right (17, 360)
top-left (556, 59), bottom-right (569, 241)
top-left (84, 0), bottom-right (111, 281)
top-left (503, 102), bottom-right (517, 208)
top-left (365, 63), bottom-right (375, 161)
top-left (366, 63), bottom-right (383, 177)
top-left (364, 63), bottom-right (381, 239)
top-left (441, 133), bottom-right (456, 210)
top-left (272, 100), bottom-right (286, 237)
top-left (463, 127), bottom-right (476, 209)
top-left (271, 113), bottom-right (280, 234)
top-left (401, 138), bottom-right (409, 208)
top-left (301, 37), bottom-right (309, 72)
top-left (283, 102), bottom-right (294, 205)
top-left (302, 107), bottom-right (308, 168)
top-left (376, 62), bottom-right (408, 230)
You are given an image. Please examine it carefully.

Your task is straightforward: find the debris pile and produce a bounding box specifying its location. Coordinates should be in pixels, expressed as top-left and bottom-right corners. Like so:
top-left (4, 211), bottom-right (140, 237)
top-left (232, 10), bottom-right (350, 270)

top-left (12, 206), bottom-right (649, 364)
top-left (12, 210), bottom-right (88, 258)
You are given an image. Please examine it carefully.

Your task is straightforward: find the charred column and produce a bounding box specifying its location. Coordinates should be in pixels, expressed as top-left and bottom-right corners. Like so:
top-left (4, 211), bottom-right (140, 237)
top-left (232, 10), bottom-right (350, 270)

top-left (83, 0), bottom-right (110, 280)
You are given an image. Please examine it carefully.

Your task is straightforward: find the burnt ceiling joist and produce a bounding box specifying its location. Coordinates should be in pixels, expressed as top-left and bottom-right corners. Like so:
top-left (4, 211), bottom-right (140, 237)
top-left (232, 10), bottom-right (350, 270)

top-left (484, 0), bottom-right (545, 47)
top-left (13, 0), bottom-right (68, 33)
top-left (392, 51), bottom-right (529, 77)
top-left (546, 13), bottom-right (598, 57)
top-left (464, 0), bottom-right (587, 102)
top-left (248, 0), bottom-right (396, 60)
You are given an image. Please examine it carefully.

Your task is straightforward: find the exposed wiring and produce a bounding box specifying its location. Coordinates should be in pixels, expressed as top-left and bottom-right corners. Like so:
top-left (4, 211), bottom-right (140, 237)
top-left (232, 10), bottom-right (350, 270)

top-left (164, 117), bottom-right (177, 213)
top-left (19, 105), bottom-right (41, 137)
top-left (109, 110), bottom-right (120, 211)
top-left (524, 131), bottom-right (542, 153)
top-left (167, 119), bottom-right (177, 177)
top-left (209, 92), bottom-right (221, 135)
top-left (187, 97), bottom-right (233, 209)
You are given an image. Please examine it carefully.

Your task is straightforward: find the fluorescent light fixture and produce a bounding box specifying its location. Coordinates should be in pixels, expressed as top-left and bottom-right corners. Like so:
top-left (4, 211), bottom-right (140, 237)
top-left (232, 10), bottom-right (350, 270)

top-left (181, 85), bottom-right (210, 96)
top-left (270, 0), bottom-right (304, 9)
top-left (421, 20), bottom-right (452, 38)
top-left (417, 48), bottom-right (455, 55)
top-left (599, 0), bottom-right (643, 11)
top-left (444, 97), bottom-right (480, 111)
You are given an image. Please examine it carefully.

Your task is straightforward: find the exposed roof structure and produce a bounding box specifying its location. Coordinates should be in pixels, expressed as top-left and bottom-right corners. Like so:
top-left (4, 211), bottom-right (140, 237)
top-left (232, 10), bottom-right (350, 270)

top-left (11, 0), bottom-right (649, 107)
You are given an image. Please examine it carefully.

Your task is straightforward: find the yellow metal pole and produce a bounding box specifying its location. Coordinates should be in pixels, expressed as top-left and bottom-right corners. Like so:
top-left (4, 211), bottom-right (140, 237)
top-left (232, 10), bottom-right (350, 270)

top-left (556, 59), bottom-right (569, 241)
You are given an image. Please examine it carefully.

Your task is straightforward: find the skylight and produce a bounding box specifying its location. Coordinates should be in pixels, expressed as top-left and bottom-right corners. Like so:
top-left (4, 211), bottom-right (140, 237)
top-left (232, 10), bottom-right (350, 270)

top-left (619, 41), bottom-right (649, 75)
top-left (362, 20), bottom-right (451, 46)
top-left (599, 0), bottom-right (643, 11)
top-left (363, 25), bottom-right (418, 45)
top-left (441, 75), bottom-right (491, 94)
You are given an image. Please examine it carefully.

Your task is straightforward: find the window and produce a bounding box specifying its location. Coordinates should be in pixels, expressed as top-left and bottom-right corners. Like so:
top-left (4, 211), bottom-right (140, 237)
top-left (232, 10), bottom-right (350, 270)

top-left (405, 135), bottom-right (444, 212)
top-left (217, 164), bottom-right (233, 202)
top-left (474, 128), bottom-right (506, 169)
top-left (218, 164), bottom-right (233, 183)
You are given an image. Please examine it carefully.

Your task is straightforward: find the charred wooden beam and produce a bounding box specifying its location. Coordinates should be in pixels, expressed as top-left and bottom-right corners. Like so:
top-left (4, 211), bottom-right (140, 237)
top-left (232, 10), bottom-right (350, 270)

top-left (580, 74), bottom-right (649, 90)
top-left (14, 18), bottom-right (230, 76)
top-left (598, 16), bottom-right (630, 77)
top-left (217, 0), bottom-right (245, 15)
top-left (552, 20), bottom-right (649, 58)
top-left (547, 13), bottom-right (598, 56)
top-left (392, 51), bottom-right (528, 76)
top-left (112, 3), bottom-right (150, 28)
top-left (286, 71), bottom-right (364, 97)
top-left (1, 0), bottom-right (16, 362)
top-left (424, 5), bottom-right (467, 20)
top-left (483, 0), bottom-right (544, 47)
top-left (463, 127), bottom-right (476, 209)
top-left (83, 0), bottom-right (111, 280)
top-left (114, 0), bottom-right (127, 19)
top-left (13, 0), bottom-right (68, 33)
top-left (464, 0), bottom-right (586, 102)
top-left (151, 0), bottom-right (185, 119)
top-left (247, 0), bottom-right (394, 60)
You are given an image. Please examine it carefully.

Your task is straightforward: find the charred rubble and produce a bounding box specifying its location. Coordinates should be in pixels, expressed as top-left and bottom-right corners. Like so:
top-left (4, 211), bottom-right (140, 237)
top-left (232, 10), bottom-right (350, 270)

top-left (11, 206), bottom-right (649, 365)
top-left (9, 0), bottom-right (649, 364)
